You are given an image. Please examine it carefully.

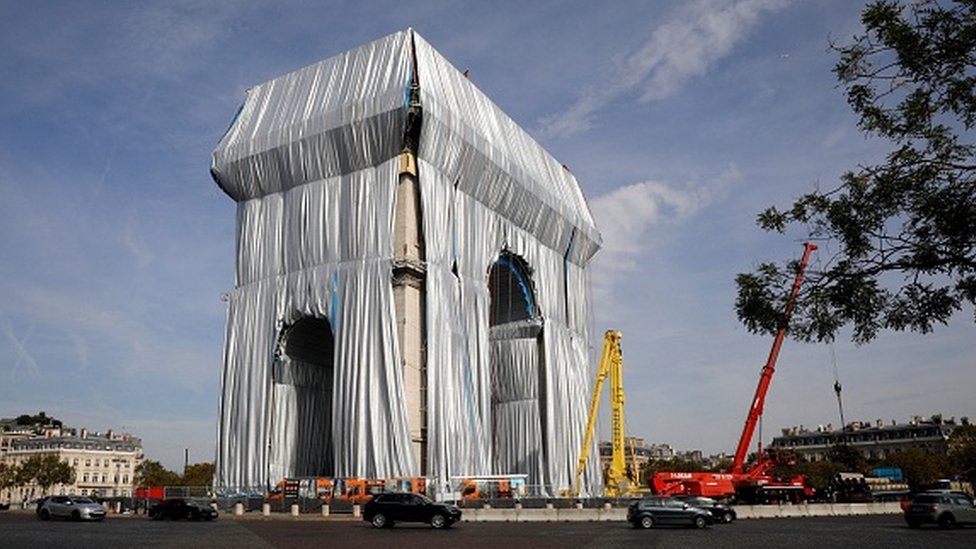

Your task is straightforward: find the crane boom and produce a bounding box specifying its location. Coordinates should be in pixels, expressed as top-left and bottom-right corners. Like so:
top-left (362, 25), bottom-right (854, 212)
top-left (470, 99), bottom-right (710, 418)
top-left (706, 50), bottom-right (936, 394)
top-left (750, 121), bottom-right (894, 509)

top-left (573, 330), bottom-right (626, 497)
top-left (731, 243), bottom-right (818, 474)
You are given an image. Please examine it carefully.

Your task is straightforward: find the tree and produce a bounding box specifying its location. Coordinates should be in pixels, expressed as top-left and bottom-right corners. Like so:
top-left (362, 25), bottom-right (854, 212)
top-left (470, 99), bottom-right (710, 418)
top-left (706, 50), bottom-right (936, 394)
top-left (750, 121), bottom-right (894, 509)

top-left (17, 454), bottom-right (74, 495)
top-left (773, 460), bottom-right (846, 493)
top-left (181, 462), bottom-right (215, 487)
top-left (948, 424), bottom-right (976, 483)
top-left (827, 445), bottom-right (865, 472)
top-left (134, 460), bottom-right (181, 487)
top-left (736, 0), bottom-right (976, 343)
top-left (887, 447), bottom-right (951, 491)
top-left (0, 462), bottom-right (19, 498)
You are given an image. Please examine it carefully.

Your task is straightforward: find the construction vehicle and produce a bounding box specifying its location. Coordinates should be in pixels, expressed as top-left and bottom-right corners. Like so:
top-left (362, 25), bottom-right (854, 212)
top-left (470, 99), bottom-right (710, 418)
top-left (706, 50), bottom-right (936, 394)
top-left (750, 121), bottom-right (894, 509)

top-left (455, 475), bottom-right (527, 501)
top-left (268, 477), bottom-right (335, 501)
top-left (651, 243), bottom-right (819, 502)
top-left (334, 478), bottom-right (387, 503)
top-left (387, 477), bottom-right (428, 496)
top-left (573, 330), bottom-right (644, 498)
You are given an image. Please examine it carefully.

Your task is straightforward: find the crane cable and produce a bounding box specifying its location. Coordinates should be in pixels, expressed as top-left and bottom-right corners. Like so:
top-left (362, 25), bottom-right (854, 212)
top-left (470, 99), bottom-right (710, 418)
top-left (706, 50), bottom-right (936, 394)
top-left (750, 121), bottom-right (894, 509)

top-left (817, 241), bottom-right (847, 434)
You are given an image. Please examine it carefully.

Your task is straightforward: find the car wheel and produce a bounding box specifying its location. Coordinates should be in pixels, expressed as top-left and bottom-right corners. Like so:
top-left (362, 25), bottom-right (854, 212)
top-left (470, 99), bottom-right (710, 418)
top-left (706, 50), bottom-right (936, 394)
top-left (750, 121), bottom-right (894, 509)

top-left (693, 516), bottom-right (707, 529)
top-left (72, 510), bottom-right (81, 522)
top-left (722, 512), bottom-right (734, 524)
top-left (371, 513), bottom-right (388, 528)
top-left (430, 514), bottom-right (447, 529)
top-left (639, 515), bottom-right (654, 529)
top-left (938, 514), bottom-right (955, 530)
top-left (39, 509), bottom-right (51, 521)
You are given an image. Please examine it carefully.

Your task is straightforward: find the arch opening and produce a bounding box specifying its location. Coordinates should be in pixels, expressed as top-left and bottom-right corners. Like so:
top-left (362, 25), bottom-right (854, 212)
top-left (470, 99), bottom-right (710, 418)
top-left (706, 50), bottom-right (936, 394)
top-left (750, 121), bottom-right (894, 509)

top-left (270, 316), bottom-right (335, 480)
top-left (487, 252), bottom-right (546, 493)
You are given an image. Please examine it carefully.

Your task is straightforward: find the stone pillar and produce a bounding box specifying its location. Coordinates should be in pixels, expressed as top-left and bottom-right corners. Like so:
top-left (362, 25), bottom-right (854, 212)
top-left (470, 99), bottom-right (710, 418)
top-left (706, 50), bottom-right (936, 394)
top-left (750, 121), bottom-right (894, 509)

top-left (392, 151), bottom-right (427, 473)
top-left (321, 503), bottom-right (330, 517)
top-left (262, 503), bottom-right (270, 516)
top-left (291, 503), bottom-right (300, 517)
top-left (234, 502), bottom-right (244, 516)
top-left (352, 504), bottom-right (362, 518)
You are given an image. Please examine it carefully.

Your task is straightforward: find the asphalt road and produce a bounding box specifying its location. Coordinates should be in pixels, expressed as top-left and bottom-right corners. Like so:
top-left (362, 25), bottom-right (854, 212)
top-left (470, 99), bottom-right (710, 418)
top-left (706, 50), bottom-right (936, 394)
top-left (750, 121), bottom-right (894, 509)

top-left (1, 511), bottom-right (974, 548)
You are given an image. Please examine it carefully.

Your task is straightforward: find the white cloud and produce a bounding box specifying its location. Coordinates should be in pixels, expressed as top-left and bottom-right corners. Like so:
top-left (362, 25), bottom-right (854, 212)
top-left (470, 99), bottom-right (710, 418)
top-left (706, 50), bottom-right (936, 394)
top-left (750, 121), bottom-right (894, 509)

top-left (540, 0), bottom-right (791, 137)
top-left (590, 165), bottom-right (740, 296)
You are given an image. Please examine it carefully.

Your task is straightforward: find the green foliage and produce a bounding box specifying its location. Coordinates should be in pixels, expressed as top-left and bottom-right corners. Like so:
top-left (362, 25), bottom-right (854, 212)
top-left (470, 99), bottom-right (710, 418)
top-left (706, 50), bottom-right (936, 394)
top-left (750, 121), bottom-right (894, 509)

top-left (13, 412), bottom-right (62, 428)
top-left (887, 447), bottom-right (951, 491)
top-left (736, 0), bottom-right (976, 343)
top-left (134, 460), bottom-right (181, 487)
top-left (181, 462), bottom-right (215, 487)
top-left (827, 445), bottom-right (866, 471)
top-left (0, 462), bottom-right (19, 491)
top-left (16, 454), bottom-right (75, 492)
top-left (773, 460), bottom-right (847, 492)
top-left (948, 424), bottom-right (976, 483)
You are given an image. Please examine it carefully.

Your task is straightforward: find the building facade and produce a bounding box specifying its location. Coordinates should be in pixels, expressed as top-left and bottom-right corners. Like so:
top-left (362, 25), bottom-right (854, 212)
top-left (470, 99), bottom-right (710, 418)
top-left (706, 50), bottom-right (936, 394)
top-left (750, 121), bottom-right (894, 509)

top-left (1, 429), bottom-right (143, 504)
top-left (771, 415), bottom-right (968, 461)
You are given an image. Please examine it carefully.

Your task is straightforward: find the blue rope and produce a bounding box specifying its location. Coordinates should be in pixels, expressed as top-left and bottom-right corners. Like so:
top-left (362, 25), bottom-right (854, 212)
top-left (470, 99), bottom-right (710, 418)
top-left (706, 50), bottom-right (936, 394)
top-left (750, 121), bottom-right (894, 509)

top-left (330, 271), bottom-right (339, 333)
top-left (495, 255), bottom-right (535, 318)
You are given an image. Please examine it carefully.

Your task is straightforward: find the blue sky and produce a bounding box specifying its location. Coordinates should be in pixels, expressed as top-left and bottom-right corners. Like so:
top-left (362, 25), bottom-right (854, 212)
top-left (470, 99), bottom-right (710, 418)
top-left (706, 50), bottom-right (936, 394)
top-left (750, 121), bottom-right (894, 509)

top-left (1, 0), bottom-right (972, 471)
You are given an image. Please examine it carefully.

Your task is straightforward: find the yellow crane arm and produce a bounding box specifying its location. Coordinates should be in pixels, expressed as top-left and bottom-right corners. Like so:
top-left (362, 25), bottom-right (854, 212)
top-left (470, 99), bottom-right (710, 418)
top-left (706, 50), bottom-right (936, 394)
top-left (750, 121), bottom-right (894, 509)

top-left (573, 330), bottom-right (624, 497)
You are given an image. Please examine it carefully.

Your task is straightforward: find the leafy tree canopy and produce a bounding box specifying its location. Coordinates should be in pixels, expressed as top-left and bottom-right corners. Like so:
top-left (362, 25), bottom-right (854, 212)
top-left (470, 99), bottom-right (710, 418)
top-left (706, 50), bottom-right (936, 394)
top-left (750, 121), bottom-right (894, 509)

top-left (133, 460), bottom-right (181, 487)
top-left (948, 423), bottom-right (976, 482)
top-left (0, 462), bottom-right (19, 491)
top-left (16, 454), bottom-right (74, 492)
top-left (181, 462), bottom-right (215, 487)
top-left (736, 0), bottom-right (976, 343)
top-left (14, 412), bottom-right (62, 428)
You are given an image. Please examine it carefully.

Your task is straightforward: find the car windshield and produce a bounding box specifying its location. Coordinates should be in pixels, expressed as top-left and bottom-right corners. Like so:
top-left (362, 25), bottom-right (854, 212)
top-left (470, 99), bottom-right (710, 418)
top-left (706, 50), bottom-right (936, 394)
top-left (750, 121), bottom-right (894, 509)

top-left (414, 494), bottom-right (433, 505)
top-left (71, 497), bottom-right (94, 504)
top-left (187, 499), bottom-right (210, 508)
top-left (913, 495), bottom-right (938, 504)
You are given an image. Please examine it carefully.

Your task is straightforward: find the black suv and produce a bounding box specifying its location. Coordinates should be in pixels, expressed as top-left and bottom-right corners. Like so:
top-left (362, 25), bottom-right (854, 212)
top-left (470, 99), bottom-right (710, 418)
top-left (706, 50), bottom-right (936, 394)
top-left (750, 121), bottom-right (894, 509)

top-left (627, 496), bottom-right (714, 529)
top-left (674, 495), bottom-right (737, 523)
top-left (363, 493), bottom-right (461, 529)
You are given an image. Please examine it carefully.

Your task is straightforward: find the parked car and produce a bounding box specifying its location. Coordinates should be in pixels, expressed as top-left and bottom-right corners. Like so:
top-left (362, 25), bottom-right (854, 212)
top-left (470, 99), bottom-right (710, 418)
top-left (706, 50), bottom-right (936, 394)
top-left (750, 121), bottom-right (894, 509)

top-left (627, 496), bottom-right (714, 529)
top-left (34, 496), bottom-right (51, 516)
top-left (37, 495), bottom-right (106, 521)
top-left (149, 498), bottom-right (219, 521)
top-left (363, 492), bottom-right (462, 529)
top-left (674, 495), bottom-right (737, 523)
top-left (904, 491), bottom-right (976, 529)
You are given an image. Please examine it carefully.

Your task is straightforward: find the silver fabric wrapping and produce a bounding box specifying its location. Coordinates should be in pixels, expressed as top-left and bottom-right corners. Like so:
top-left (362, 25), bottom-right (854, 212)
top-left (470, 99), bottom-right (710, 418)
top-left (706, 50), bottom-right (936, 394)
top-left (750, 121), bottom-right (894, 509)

top-left (212, 29), bottom-right (601, 497)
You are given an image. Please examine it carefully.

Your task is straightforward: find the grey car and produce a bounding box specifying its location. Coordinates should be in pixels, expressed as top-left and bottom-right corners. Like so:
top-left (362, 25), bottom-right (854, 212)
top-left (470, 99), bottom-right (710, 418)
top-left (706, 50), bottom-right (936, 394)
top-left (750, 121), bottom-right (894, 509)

top-left (38, 495), bottom-right (106, 521)
top-left (904, 491), bottom-right (976, 529)
top-left (627, 497), bottom-right (714, 529)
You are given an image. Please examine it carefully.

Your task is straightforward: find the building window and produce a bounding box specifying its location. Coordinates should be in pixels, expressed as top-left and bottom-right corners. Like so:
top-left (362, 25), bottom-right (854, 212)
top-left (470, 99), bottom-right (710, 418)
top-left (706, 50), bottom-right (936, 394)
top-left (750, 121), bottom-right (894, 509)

top-left (85, 459), bottom-right (91, 466)
top-left (73, 458), bottom-right (79, 466)
top-left (83, 473), bottom-right (89, 482)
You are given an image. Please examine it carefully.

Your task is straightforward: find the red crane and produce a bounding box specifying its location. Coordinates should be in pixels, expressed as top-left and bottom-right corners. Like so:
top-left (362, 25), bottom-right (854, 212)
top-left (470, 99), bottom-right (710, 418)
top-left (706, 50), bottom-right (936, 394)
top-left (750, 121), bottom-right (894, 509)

top-left (650, 242), bottom-right (818, 501)
top-left (731, 242), bottom-right (818, 475)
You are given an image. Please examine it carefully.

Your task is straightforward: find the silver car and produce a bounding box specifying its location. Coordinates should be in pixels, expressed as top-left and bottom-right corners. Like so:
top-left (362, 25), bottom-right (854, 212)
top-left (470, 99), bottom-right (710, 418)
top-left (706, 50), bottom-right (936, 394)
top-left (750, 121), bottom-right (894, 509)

top-left (904, 491), bottom-right (976, 529)
top-left (38, 495), bottom-right (107, 521)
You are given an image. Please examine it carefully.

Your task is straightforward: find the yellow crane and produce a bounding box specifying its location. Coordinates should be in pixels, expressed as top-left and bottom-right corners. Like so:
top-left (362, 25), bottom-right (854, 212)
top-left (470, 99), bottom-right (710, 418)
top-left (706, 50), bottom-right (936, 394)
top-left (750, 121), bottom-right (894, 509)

top-left (573, 330), bottom-right (631, 497)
